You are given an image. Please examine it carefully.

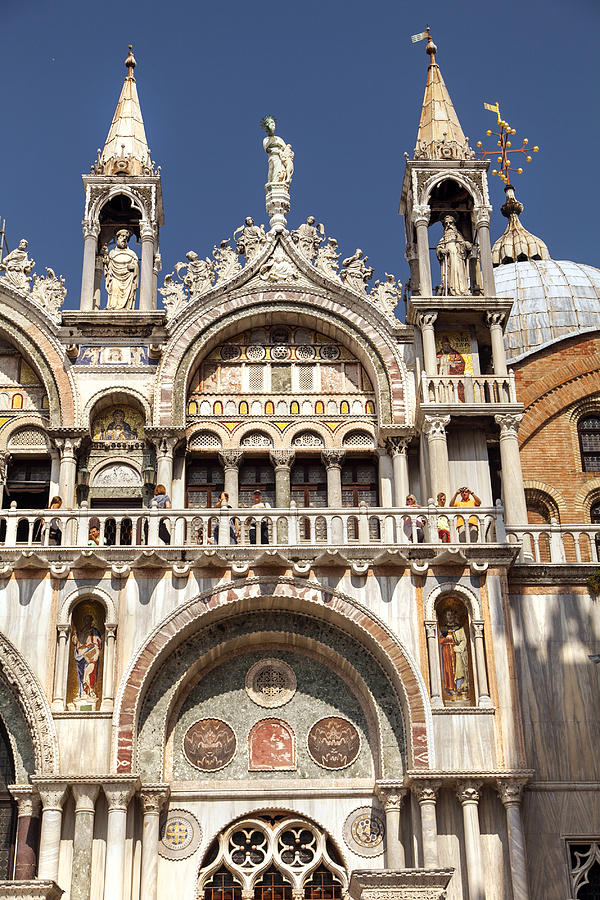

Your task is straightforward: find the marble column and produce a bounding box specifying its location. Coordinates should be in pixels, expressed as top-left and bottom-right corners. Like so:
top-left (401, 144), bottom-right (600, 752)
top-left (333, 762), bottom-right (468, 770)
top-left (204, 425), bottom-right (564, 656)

top-left (93, 254), bottom-right (104, 309)
top-left (103, 782), bottom-right (136, 900)
top-left (270, 450), bottom-right (295, 507)
top-left (100, 623), bottom-right (117, 712)
top-left (36, 783), bottom-right (67, 883)
top-left (10, 786), bottom-right (40, 880)
top-left (139, 786), bottom-right (170, 900)
top-left (139, 225), bottom-right (156, 311)
top-left (418, 312), bottom-right (438, 377)
top-left (425, 621), bottom-right (443, 708)
top-left (57, 438), bottom-right (81, 509)
top-left (457, 783), bottom-right (484, 900)
top-left (378, 448), bottom-right (394, 541)
top-left (155, 437), bottom-right (178, 495)
top-left (51, 625), bottom-right (71, 712)
top-left (380, 790), bottom-right (406, 869)
top-left (386, 438), bottom-right (410, 507)
top-left (473, 207), bottom-right (495, 296)
top-left (495, 414), bottom-right (527, 526)
top-left (472, 622), bottom-right (492, 707)
top-left (219, 450), bottom-right (242, 508)
top-left (80, 222), bottom-right (100, 311)
top-left (322, 450), bottom-right (345, 543)
top-left (498, 780), bottom-right (530, 900)
top-left (405, 242), bottom-right (419, 297)
top-left (485, 312), bottom-right (508, 376)
top-left (423, 415), bottom-right (450, 501)
top-left (412, 204), bottom-right (432, 297)
top-left (71, 784), bottom-right (100, 900)
top-left (414, 781), bottom-right (441, 868)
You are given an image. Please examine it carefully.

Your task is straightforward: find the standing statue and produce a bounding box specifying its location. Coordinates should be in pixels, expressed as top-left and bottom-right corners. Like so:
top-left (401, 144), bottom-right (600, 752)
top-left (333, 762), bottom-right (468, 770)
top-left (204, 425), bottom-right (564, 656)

top-left (103, 229), bottom-right (139, 310)
top-left (370, 273), bottom-right (401, 315)
top-left (234, 217), bottom-right (267, 263)
top-left (0, 239), bottom-right (35, 293)
top-left (212, 240), bottom-right (242, 283)
top-left (315, 238), bottom-right (341, 281)
top-left (436, 215), bottom-right (472, 296)
top-left (174, 251), bottom-right (214, 296)
top-left (340, 249), bottom-right (374, 295)
top-left (261, 116), bottom-right (294, 186)
top-left (291, 216), bottom-right (324, 262)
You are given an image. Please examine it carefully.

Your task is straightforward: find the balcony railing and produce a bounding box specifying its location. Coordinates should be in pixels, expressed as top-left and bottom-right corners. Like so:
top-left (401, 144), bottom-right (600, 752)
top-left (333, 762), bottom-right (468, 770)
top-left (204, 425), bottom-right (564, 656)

top-left (505, 521), bottom-right (600, 564)
top-left (420, 373), bottom-right (517, 406)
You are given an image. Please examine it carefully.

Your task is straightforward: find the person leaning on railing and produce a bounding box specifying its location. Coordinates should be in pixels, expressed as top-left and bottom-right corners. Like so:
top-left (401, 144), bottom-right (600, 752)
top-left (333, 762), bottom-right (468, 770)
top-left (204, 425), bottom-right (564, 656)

top-left (436, 492), bottom-right (450, 543)
top-left (153, 484), bottom-right (171, 545)
top-left (450, 486), bottom-right (481, 542)
top-left (38, 496), bottom-right (63, 546)
top-left (249, 490), bottom-right (270, 545)
top-left (403, 494), bottom-right (426, 543)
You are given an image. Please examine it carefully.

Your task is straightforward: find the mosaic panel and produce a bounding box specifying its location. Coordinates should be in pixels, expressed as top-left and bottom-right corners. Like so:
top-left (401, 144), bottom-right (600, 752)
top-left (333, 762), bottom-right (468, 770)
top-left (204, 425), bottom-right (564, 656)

top-left (158, 808), bottom-right (202, 860)
top-left (343, 806), bottom-right (385, 858)
top-left (307, 716), bottom-right (360, 770)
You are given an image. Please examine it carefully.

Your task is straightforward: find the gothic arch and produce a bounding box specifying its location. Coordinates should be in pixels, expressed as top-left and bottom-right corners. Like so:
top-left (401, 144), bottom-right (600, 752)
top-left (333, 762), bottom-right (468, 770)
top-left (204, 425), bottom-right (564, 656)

top-left (420, 171), bottom-right (485, 210)
top-left (88, 185), bottom-right (149, 227)
top-left (113, 577), bottom-right (432, 774)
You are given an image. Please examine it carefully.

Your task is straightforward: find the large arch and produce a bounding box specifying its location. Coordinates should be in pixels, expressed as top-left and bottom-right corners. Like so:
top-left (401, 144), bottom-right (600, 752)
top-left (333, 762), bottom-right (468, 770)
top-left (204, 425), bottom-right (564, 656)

top-left (113, 577), bottom-right (433, 773)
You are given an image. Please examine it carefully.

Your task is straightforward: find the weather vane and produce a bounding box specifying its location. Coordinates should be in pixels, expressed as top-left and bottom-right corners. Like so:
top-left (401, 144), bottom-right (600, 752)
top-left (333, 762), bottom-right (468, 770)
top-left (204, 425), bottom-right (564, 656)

top-left (476, 102), bottom-right (539, 184)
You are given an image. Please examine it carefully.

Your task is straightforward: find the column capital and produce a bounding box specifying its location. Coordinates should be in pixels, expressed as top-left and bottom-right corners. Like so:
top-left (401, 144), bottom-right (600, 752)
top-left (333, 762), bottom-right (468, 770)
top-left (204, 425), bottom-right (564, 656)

top-left (412, 203), bottom-right (431, 228)
top-left (104, 781), bottom-right (137, 811)
top-left (456, 781), bottom-right (481, 805)
top-left (219, 449), bottom-right (243, 470)
top-left (385, 436), bottom-right (410, 456)
top-left (496, 778), bottom-right (526, 807)
top-left (472, 205), bottom-right (492, 229)
top-left (417, 311), bottom-right (438, 329)
top-left (472, 621), bottom-right (485, 639)
top-left (57, 623), bottom-right (71, 639)
top-left (484, 311), bottom-right (506, 330)
top-left (374, 782), bottom-right (407, 811)
top-left (72, 782), bottom-right (100, 813)
top-left (423, 415), bottom-right (451, 438)
top-left (82, 220), bottom-right (101, 240)
top-left (269, 449), bottom-right (296, 469)
top-left (139, 783), bottom-right (170, 815)
top-left (35, 782), bottom-right (67, 812)
top-left (412, 779), bottom-right (442, 803)
top-left (321, 449), bottom-right (345, 469)
top-left (424, 620), bottom-right (438, 640)
top-left (495, 413), bottom-right (523, 437)
top-left (140, 223), bottom-right (155, 241)
top-left (105, 623), bottom-right (117, 639)
top-left (53, 436), bottom-right (82, 457)
top-left (9, 784), bottom-right (40, 818)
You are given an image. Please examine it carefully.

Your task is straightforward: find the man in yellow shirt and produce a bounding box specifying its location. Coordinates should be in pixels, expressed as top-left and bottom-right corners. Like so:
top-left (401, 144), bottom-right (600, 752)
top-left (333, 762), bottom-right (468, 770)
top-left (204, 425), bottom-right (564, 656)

top-left (450, 486), bottom-right (481, 542)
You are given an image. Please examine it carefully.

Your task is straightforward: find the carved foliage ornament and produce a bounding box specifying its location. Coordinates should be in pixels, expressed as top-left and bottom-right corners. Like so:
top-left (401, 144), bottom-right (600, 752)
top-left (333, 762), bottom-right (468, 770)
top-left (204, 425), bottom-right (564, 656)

top-left (0, 240), bottom-right (66, 319)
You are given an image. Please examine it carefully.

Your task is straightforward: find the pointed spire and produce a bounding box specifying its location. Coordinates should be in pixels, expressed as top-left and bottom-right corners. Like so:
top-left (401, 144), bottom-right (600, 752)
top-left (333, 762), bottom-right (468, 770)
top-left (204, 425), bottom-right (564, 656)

top-left (414, 29), bottom-right (474, 161)
top-left (95, 46), bottom-right (154, 176)
top-left (492, 184), bottom-right (549, 266)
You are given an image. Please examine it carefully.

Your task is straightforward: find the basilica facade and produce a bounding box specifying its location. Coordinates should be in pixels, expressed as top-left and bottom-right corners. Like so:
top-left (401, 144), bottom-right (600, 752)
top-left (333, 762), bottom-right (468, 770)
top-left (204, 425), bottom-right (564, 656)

top-left (0, 36), bottom-right (597, 900)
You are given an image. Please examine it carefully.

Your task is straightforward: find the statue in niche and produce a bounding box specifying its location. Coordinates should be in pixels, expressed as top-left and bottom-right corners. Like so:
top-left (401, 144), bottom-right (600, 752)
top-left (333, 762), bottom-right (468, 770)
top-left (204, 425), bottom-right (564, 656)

top-left (261, 116), bottom-right (294, 186)
top-left (174, 251), bottom-right (214, 296)
top-left (67, 602), bottom-right (105, 712)
top-left (212, 240), bottom-right (242, 283)
top-left (291, 216), bottom-right (324, 263)
top-left (234, 218), bottom-right (267, 263)
top-left (438, 604), bottom-right (472, 703)
top-left (436, 215), bottom-right (472, 296)
top-left (315, 237), bottom-right (341, 281)
top-left (0, 239), bottom-right (35, 293)
top-left (103, 229), bottom-right (139, 310)
top-left (370, 273), bottom-right (401, 314)
top-left (341, 249), bottom-right (374, 295)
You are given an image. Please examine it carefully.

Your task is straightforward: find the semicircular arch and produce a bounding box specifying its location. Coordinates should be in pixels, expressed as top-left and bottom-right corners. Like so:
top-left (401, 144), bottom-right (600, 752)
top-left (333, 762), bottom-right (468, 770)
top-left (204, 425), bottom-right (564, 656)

top-left (425, 582), bottom-right (482, 621)
top-left (84, 386), bottom-right (151, 432)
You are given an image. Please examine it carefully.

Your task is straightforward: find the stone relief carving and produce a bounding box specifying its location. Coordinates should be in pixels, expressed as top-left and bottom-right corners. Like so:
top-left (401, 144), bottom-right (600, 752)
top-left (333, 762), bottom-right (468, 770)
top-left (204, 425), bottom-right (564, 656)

top-left (0, 240), bottom-right (67, 318)
top-left (158, 273), bottom-right (188, 317)
top-left (0, 239), bottom-right (35, 292)
top-left (291, 216), bottom-right (324, 262)
top-left (370, 273), bottom-right (401, 316)
top-left (245, 658), bottom-right (297, 709)
top-left (436, 214), bottom-right (472, 296)
top-left (307, 716), bottom-right (360, 770)
top-left (213, 240), bottom-right (242, 283)
top-left (183, 718), bottom-right (236, 772)
top-left (103, 229), bottom-right (139, 310)
top-left (340, 249), bottom-right (374, 295)
top-left (174, 251), bottom-right (214, 297)
top-left (234, 217), bottom-right (267, 262)
top-left (258, 244), bottom-right (302, 283)
top-left (315, 237), bottom-right (341, 281)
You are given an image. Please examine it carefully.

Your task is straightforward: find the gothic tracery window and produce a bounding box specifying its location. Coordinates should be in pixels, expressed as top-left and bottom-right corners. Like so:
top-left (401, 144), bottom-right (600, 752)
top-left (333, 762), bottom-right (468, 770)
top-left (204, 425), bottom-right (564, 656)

top-left (570, 842), bottom-right (600, 898)
top-left (579, 416), bottom-right (600, 472)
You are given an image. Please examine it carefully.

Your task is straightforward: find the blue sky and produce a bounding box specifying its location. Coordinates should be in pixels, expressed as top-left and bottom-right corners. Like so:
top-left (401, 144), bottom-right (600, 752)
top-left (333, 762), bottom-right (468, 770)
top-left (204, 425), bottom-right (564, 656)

top-left (1, 0), bottom-right (598, 312)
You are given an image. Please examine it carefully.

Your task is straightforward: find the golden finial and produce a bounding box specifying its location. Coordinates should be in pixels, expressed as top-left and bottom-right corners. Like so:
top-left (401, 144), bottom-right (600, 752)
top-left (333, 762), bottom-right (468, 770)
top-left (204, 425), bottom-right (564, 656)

top-left (476, 101), bottom-right (539, 184)
top-left (125, 45), bottom-right (136, 77)
top-left (411, 25), bottom-right (436, 64)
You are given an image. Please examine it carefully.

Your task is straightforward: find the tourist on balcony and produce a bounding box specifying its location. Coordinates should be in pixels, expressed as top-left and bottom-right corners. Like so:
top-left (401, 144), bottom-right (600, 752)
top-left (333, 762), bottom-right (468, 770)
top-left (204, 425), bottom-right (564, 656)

top-left (88, 525), bottom-right (102, 546)
top-left (153, 484), bottom-right (172, 545)
top-left (403, 494), bottom-right (425, 543)
top-left (40, 495), bottom-right (63, 546)
top-left (213, 492), bottom-right (239, 545)
top-left (249, 489), bottom-right (270, 544)
top-left (450, 486), bottom-right (481, 542)
top-left (436, 492), bottom-right (451, 543)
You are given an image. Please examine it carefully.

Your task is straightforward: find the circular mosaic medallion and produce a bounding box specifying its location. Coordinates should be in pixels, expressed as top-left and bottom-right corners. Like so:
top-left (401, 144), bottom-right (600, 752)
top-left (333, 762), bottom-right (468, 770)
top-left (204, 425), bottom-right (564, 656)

top-left (183, 718), bottom-right (236, 771)
top-left (343, 806), bottom-right (385, 857)
top-left (307, 716), bottom-right (360, 770)
top-left (319, 344), bottom-right (340, 361)
top-left (246, 344), bottom-right (266, 361)
top-left (270, 344), bottom-right (289, 361)
top-left (295, 345), bottom-right (315, 361)
top-left (158, 808), bottom-right (202, 860)
top-left (220, 344), bottom-right (241, 361)
top-left (245, 658), bottom-right (297, 708)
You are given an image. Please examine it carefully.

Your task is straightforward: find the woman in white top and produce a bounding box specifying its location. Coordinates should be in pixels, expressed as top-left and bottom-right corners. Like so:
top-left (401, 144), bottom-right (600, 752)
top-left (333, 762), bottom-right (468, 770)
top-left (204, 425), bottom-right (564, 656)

top-left (249, 489), bottom-right (271, 544)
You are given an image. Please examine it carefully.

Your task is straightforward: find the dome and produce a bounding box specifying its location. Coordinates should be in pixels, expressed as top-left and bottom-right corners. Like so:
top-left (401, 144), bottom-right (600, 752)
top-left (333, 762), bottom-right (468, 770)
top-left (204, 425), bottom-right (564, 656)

top-left (494, 259), bottom-right (600, 362)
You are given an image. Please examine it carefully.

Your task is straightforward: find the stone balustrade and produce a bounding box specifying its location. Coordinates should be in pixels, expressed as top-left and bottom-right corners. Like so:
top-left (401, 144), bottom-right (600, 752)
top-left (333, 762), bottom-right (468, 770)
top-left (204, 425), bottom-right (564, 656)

top-left (506, 519), bottom-right (600, 564)
top-left (420, 372), bottom-right (517, 406)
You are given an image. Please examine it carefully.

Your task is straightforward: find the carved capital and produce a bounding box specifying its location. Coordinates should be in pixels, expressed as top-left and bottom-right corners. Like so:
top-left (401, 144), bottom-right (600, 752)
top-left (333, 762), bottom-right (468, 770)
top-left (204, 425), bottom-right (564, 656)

top-left (495, 413), bottom-right (523, 437)
top-left (36, 782), bottom-right (67, 812)
top-left (423, 415), bottom-right (450, 439)
top-left (413, 779), bottom-right (441, 804)
top-left (375, 783), bottom-right (407, 812)
top-left (103, 781), bottom-right (136, 811)
top-left (82, 220), bottom-right (101, 240)
top-left (417, 311), bottom-right (438, 329)
top-left (139, 784), bottom-right (170, 816)
top-left (456, 782), bottom-right (481, 805)
top-left (424, 621), bottom-right (437, 641)
top-left (385, 436), bottom-right (410, 457)
top-left (497, 779), bottom-right (525, 807)
top-left (57, 624), bottom-right (70, 641)
top-left (218, 449), bottom-right (243, 470)
top-left (472, 205), bottom-right (492, 229)
top-left (140, 223), bottom-right (155, 241)
top-left (72, 783), bottom-right (100, 813)
top-left (9, 785), bottom-right (40, 818)
top-left (472, 621), bottom-right (484, 639)
top-left (55, 437), bottom-right (82, 458)
top-left (154, 436), bottom-right (178, 457)
top-left (484, 311), bottom-right (506, 330)
top-left (269, 449), bottom-right (296, 469)
top-left (321, 449), bottom-right (345, 469)
top-left (412, 204), bottom-right (431, 228)
top-left (105, 623), bottom-right (117, 640)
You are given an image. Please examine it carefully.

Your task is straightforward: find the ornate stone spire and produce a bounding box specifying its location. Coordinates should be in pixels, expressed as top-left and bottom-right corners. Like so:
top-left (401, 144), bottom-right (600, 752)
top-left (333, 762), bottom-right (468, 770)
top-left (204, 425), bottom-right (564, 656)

top-left (94, 46), bottom-right (154, 176)
top-left (413, 31), bottom-right (474, 161)
top-left (492, 184), bottom-right (549, 266)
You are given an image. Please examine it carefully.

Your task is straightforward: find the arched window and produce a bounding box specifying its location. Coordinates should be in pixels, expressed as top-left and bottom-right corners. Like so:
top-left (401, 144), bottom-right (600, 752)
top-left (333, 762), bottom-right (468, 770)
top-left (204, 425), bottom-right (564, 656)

top-left (579, 416), bottom-right (600, 472)
top-left (570, 842), bottom-right (600, 898)
top-left (239, 401), bottom-right (249, 415)
top-left (204, 867), bottom-right (242, 900)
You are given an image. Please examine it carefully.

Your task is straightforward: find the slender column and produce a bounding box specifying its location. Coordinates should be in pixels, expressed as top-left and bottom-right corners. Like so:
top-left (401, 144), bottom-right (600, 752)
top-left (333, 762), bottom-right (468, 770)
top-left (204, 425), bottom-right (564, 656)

top-left (457, 783), bottom-right (484, 900)
top-left (412, 205), bottom-right (432, 296)
top-left (418, 312), bottom-right (438, 377)
top-left (219, 450), bottom-right (242, 508)
top-left (405, 242), bottom-right (419, 297)
top-left (425, 621), bottom-right (443, 708)
top-left (0, 451), bottom-right (9, 509)
top-left (485, 312), bottom-right (508, 376)
top-left (80, 222), bottom-right (100, 311)
top-left (154, 437), bottom-right (178, 494)
top-left (377, 448), bottom-right (393, 506)
top-left (380, 790), bottom-right (406, 868)
top-left (423, 415), bottom-right (450, 501)
top-left (103, 782), bottom-right (136, 900)
top-left (139, 225), bottom-right (156, 311)
top-left (36, 782), bottom-right (67, 882)
top-left (139, 786), bottom-right (170, 900)
top-left (472, 622), bottom-right (492, 707)
top-left (414, 781), bottom-right (441, 868)
top-left (497, 780), bottom-right (530, 900)
top-left (495, 414), bottom-right (527, 526)
top-left (387, 438), bottom-right (410, 508)
top-left (322, 450), bottom-right (345, 543)
top-left (93, 254), bottom-right (103, 309)
top-left (100, 623), bottom-right (117, 712)
top-left (270, 450), bottom-right (295, 507)
top-left (71, 784), bottom-right (100, 900)
top-left (473, 207), bottom-right (495, 296)
top-left (56, 438), bottom-right (81, 509)
top-left (10, 786), bottom-right (40, 880)
top-left (51, 625), bottom-right (70, 712)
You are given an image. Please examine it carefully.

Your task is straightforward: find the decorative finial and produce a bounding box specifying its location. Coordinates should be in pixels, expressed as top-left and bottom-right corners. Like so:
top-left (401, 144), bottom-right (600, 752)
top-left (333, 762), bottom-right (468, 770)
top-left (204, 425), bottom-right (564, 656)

top-left (125, 45), bottom-right (136, 77)
top-left (476, 101), bottom-right (539, 185)
top-left (411, 26), bottom-right (436, 64)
